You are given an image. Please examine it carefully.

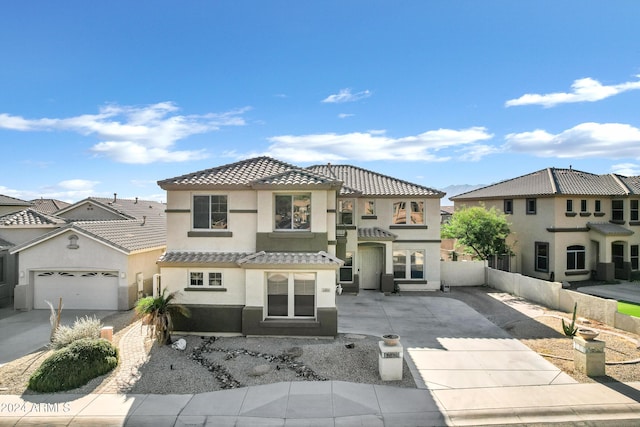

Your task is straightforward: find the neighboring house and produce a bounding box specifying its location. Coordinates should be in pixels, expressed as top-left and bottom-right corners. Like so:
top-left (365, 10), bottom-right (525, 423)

top-left (10, 195), bottom-right (166, 311)
top-left (0, 195), bottom-right (61, 308)
top-left (450, 167), bottom-right (640, 282)
top-left (157, 156), bottom-right (444, 337)
top-left (30, 198), bottom-right (71, 215)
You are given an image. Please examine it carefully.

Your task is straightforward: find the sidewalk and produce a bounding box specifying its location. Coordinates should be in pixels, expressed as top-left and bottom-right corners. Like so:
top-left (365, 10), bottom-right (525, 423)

top-left (2, 292), bottom-right (640, 425)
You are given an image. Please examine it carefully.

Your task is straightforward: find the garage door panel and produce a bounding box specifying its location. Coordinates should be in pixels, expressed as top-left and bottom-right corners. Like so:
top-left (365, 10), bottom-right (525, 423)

top-left (34, 271), bottom-right (118, 310)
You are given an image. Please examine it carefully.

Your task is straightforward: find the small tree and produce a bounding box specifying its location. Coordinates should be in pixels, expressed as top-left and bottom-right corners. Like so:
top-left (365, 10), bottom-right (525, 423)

top-left (441, 205), bottom-right (511, 261)
top-left (135, 289), bottom-right (190, 345)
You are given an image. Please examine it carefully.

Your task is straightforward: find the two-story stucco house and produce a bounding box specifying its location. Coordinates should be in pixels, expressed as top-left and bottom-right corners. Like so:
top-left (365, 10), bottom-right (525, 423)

top-left (451, 167), bottom-right (640, 283)
top-left (157, 156), bottom-right (444, 337)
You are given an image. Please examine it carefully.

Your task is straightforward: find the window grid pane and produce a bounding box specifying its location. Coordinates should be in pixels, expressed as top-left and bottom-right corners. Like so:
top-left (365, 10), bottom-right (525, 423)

top-left (410, 251), bottom-right (424, 279)
top-left (393, 251), bottom-right (406, 278)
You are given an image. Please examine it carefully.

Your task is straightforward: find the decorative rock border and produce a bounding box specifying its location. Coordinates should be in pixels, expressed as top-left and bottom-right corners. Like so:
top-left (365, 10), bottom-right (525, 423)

top-left (190, 337), bottom-right (327, 389)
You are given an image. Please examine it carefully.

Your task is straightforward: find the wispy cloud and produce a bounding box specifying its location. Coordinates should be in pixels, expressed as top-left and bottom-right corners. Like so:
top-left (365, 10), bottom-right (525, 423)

top-left (257, 127), bottom-right (494, 163)
top-left (0, 179), bottom-right (100, 203)
top-left (504, 122), bottom-right (640, 159)
top-left (322, 88), bottom-right (372, 104)
top-left (611, 163), bottom-right (640, 176)
top-left (0, 102), bottom-right (250, 164)
top-left (338, 113), bottom-right (354, 119)
top-left (505, 75), bottom-right (640, 108)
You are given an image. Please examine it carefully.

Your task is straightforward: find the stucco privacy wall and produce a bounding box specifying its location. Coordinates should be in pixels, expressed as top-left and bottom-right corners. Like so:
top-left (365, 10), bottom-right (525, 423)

top-left (440, 261), bottom-right (486, 286)
top-left (486, 268), bottom-right (640, 335)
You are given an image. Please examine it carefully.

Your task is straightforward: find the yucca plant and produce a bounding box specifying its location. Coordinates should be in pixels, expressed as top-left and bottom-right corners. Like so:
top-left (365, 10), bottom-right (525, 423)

top-left (135, 289), bottom-right (190, 345)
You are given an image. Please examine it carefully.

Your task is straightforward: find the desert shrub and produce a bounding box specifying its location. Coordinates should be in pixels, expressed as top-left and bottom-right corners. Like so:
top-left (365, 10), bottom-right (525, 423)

top-left (28, 338), bottom-right (118, 392)
top-left (51, 315), bottom-right (103, 349)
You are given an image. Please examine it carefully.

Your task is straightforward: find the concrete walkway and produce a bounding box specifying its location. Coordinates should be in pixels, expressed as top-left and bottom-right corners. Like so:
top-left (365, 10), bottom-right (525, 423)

top-left (577, 282), bottom-right (640, 304)
top-left (2, 291), bottom-right (640, 425)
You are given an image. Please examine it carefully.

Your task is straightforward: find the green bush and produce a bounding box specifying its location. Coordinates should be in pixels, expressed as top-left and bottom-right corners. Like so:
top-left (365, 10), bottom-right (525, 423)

top-left (29, 338), bottom-right (118, 393)
top-left (51, 315), bottom-right (103, 349)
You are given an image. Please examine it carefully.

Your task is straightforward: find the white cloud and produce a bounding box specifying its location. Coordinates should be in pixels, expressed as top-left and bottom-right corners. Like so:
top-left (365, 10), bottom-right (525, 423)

top-left (0, 179), bottom-right (101, 203)
top-left (504, 122), bottom-right (640, 159)
top-left (261, 127), bottom-right (494, 163)
top-left (0, 102), bottom-right (250, 164)
top-left (338, 113), bottom-right (354, 119)
top-left (611, 163), bottom-right (640, 176)
top-left (505, 75), bottom-right (640, 108)
top-left (322, 89), bottom-right (372, 104)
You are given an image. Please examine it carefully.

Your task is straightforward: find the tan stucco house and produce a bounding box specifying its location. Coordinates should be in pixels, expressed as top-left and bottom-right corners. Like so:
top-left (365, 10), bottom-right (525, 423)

top-left (451, 167), bottom-right (640, 282)
top-left (9, 196), bottom-right (166, 311)
top-left (157, 156), bottom-right (444, 337)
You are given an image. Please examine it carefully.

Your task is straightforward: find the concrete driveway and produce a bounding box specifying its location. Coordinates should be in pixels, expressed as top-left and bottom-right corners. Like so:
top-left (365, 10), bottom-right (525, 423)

top-left (337, 290), bottom-right (576, 390)
top-left (0, 307), bottom-right (116, 365)
top-left (576, 282), bottom-right (640, 304)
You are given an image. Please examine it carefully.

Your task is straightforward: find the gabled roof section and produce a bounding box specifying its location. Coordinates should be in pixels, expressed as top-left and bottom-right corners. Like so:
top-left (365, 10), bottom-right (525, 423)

top-left (0, 208), bottom-right (67, 226)
top-left (452, 168), bottom-right (632, 201)
top-left (158, 156), bottom-right (302, 190)
top-left (0, 237), bottom-right (14, 249)
top-left (56, 197), bottom-right (166, 222)
top-left (307, 164), bottom-right (444, 198)
top-left (250, 168), bottom-right (342, 190)
top-left (11, 218), bottom-right (166, 255)
top-left (0, 194), bottom-right (31, 207)
top-left (30, 198), bottom-right (71, 215)
top-left (616, 175), bottom-right (640, 195)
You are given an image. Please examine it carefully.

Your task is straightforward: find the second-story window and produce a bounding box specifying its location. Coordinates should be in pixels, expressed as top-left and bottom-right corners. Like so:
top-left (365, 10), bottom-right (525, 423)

top-left (364, 200), bottom-right (376, 216)
top-left (566, 200), bottom-right (573, 213)
top-left (275, 194), bottom-right (311, 230)
top-left (595, 200), bottom-right (601, 213)
top-left (504, 199), bottom-right (513, 214)
top-left (526, 198), bottom-right (537, 215)
top-left (193, 195), bottom-right (228, 229)
top-left (612, 200), bottom-right (624, 222)
top-left (338, 199), bottom-right (354, 225)
top-left (631, 200), bottom-right (639, 221)
top-left (392, 200), bottom-right (424, 225)
top-left (581, 200), bottom-right (588, 213)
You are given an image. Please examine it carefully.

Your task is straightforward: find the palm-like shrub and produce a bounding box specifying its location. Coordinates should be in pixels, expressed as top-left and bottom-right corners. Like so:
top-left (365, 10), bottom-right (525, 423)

top-left (29, 338), bottom-right (118, 392)
top-left (135, 289), bottom-right (190, 345)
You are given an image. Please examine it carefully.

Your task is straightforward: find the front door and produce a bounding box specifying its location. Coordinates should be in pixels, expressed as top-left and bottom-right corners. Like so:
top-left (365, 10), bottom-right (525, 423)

top-left (359, 246), bottom-right (383, 290)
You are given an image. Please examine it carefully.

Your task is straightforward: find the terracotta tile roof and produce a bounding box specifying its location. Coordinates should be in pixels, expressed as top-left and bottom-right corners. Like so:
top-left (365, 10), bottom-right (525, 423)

top-left (0, 208), bottom-right (67, 226)
top-left (357, 227), bottom-right (397, 241)
top-left (57, 197), bottom-right (166, 222)
top-left (307, 164), bottom-right (444, 197)
top-left (587, 222), bottom-right (634, 236)
top-left (452, 168), bottom-right (635, 200)
top-left (158, 251), bottom-right (251, 265)
top-left (158, 156), bottom-right (298, 189)
top-left (251, 169), bottom-right (341, 188)
top-left (237, 251), bottom-right (343, 266)
top-left (72, 220), bottom-right (166, 252)
top-left (0, 194), bottom-right (31, 207)
top-left (30, 198), bottom-right (71, 215)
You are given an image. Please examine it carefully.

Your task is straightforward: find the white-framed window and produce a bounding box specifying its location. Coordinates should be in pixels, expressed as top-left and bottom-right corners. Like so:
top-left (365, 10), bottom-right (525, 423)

top-left (274, 194), bottom-right (311, 231)
top-left (566, 245), bottom-right (585, 270)
top-left (631, 200), bottom-right (639, 221)
top-left (526, 198), bottom-right (537, 215)
top-left (339, 252), bottom-right (354, 282)
top-left (393, 250), bottom-right (425, 279)
top-left (266, 272), bottom-right (316, 317)
top-left (612, 200), bottom-right (624, 221)
top-left (392, 200), bottom-right (424, 225)
top-left (580, 200), bottom-right (588, 213)
top-left (193, 195), bottom-right (228, 229)
top-left (338, 199), bottom-right (354, 225)
top-left (189, 271), bottom-right (223, 287)
top-left (566, 200), bottom-right (573, 213)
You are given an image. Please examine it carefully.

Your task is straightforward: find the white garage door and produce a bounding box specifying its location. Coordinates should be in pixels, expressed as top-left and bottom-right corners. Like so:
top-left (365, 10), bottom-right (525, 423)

top-left (34, 271), bottom-right (119, 310)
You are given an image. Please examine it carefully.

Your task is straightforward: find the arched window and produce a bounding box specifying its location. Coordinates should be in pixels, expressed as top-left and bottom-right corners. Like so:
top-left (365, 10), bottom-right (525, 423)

top-left (67, 234), bottom-right (79, 249)
top-left (566, 245), bottom-right (585, 270)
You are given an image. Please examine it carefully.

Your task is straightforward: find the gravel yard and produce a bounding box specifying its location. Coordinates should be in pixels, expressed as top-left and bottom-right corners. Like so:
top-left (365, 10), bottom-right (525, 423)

top-left (1, 287), bottom-right (639, 395)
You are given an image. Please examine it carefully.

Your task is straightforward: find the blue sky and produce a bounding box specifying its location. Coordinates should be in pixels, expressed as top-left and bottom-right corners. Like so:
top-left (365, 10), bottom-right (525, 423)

top-left (2, 1), bottom-right (640, 204)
